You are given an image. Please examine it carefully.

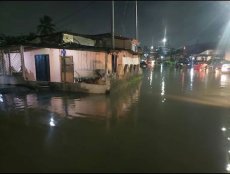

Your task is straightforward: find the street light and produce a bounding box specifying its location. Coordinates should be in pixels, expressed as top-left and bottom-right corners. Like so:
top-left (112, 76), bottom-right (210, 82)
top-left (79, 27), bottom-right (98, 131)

top-left (162, 38), bottom-right (167, 46)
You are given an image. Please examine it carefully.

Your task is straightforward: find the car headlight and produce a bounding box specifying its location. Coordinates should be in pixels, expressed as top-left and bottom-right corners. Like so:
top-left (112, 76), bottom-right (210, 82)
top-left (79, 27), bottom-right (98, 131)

top-left (221, 64), bottom-right (229, 72)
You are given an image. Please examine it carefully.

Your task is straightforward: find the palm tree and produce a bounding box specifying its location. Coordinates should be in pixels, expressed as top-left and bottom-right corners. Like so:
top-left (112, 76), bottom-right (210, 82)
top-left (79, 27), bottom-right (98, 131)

top-left (0, 34), bottom-right (6, 46)
top-left (37, 15), bottom-right (56, 35)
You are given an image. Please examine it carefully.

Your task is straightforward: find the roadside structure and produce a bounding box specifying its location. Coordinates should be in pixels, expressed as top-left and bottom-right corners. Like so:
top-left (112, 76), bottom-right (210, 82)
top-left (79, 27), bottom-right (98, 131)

top-left (0, 32), bottom-right (142, 94)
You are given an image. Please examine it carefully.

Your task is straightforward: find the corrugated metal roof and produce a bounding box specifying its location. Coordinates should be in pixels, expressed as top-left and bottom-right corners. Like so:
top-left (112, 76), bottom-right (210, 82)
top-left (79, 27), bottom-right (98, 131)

top-left (0, 31), bottom-right (140, 55)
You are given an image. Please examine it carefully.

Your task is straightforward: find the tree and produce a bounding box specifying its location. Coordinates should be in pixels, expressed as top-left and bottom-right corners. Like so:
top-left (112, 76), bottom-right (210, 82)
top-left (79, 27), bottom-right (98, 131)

top-left (37, 15), bottom-right (56, 35)
top-left (0, 34), bottom-right (6, 46)
top-left (27, 32), bottom-right (36, 40)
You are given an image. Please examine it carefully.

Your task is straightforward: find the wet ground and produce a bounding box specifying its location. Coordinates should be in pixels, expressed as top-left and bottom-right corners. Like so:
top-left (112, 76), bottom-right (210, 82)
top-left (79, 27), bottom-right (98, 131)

top-left (1, 65), bottom-right (230, 172)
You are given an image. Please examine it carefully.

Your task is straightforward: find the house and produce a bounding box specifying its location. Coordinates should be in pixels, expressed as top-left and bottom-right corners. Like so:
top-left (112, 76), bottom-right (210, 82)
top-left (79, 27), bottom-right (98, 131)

top-left (0, 32), bottom-right (142, 94)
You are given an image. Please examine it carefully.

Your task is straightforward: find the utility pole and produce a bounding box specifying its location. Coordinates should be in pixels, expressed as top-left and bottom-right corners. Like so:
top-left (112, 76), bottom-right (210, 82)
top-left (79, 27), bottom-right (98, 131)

top-left (0, 50), bottom-right (5, 75)
top-left (8, 50), bottom-right (11, 75)
top-left (20, 45), bottom-right (26, 79)
top-left (135, 0), bottom-right (138, 40)
top-left (111, 0), bottom-right (115, 50)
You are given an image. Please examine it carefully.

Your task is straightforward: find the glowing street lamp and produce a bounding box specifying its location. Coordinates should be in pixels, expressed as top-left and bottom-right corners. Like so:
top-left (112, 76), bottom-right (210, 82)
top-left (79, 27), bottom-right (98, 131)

top-left (162, 38), bottom-right (167, 46)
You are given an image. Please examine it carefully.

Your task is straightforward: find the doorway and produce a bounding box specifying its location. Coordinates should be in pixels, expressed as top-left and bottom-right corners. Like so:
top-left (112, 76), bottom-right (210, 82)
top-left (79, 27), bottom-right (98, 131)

top-left (112, 54), bottom-right (117, 73)
top-left (35, 54), bottom-right (50, 81)
top-left (61, 56), bottom-right (74, 83)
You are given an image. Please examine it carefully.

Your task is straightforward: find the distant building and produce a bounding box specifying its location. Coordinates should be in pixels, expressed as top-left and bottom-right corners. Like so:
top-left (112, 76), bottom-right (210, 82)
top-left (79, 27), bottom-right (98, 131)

top-left (224, 49), bottom-right (230, 61)
top-left (194, 49), bottom-right (224, 62)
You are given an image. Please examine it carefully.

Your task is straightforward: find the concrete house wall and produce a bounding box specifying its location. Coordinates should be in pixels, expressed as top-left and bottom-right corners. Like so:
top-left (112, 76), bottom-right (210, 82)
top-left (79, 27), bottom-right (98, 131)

top-left (21, 48), bottom-right (108, 82)
top-left (1, 33), bottom-right (141, 88)
top-left (23, 48), bottom-right (58, 81)
top-left (116, 51), bottom-right (140, 78)
top-left (3, 46), bottom-right (140, 84)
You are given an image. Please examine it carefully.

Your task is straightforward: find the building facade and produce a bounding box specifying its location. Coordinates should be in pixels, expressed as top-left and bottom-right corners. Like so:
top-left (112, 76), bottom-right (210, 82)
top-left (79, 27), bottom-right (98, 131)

top-left (0, 32), bottom-right (142, 94)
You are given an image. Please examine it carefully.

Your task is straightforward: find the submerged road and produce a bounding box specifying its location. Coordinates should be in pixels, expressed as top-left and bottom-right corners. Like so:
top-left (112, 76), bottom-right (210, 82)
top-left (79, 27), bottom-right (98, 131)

top-left (1, 64), bottom-right (230, 172)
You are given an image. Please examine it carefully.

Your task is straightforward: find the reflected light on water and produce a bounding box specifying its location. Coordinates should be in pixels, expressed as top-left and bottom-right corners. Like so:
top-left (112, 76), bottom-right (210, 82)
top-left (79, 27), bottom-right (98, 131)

top-left (167, 94), bottom-right (230, 108)
top-left (0, 80), bottom-right (141, 124)
top-left (220, 74), bottom-right (229, 88)
top-left (181, 71), bottom-right (185, 92)
top-left (0, 94), bottom-right (3, 102)
top-left (226, 164), bottom-right (230, 172)
top-left (190, 69), bottom-right (194, 91)
top-left (161, 76), bottom-right (166, 103)
top-left (49, 117), bottom-right (55, 127)
top-left (161, 79), bottom-right (165, 96)
top-left (215, 70), bottom-right (221, 79)
top-left (149, 70), bottom-right (153, 86)
top-left (13, 97), bottom-right (24, 109)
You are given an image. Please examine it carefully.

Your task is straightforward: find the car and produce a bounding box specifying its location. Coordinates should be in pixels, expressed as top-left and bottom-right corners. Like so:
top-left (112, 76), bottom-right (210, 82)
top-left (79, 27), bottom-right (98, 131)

top-left (146, 58), bottom-right (155, 67)
top-left (140, 60), bottom-right (147, 68)
top-left (220, 60), bottom-right (230, 73)
top-left (207, 59), bottom-right (222, 72)
top-left (175, 58), bottom-right (192, 69)
top-left (207, 59), bottom-right (230, 73)
top-left (193, 60), bottom-right (208, 71)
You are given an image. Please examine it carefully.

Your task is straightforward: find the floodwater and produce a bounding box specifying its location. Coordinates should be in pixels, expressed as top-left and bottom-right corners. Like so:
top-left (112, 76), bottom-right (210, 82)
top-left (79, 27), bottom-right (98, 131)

top-left (1, 65), bottom-right (230, 172)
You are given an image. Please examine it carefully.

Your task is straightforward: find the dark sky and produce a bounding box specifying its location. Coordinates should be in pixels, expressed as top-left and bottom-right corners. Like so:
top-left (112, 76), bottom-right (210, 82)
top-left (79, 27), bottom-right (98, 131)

top-left (0, 1), bottom-right (230, 48)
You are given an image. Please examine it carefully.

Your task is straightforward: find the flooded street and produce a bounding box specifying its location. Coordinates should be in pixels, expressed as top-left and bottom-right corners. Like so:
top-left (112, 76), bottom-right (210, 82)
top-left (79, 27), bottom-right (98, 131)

top-left (1, 65), bottom-right (230, 172)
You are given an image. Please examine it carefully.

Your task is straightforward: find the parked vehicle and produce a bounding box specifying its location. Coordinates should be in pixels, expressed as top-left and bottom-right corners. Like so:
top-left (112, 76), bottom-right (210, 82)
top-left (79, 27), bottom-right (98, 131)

top-left (220, 60), bottom-right (230, 73)
top-left (193, 60), bottom-right (208, 71)
top-left (140, 60), bottom-right (147, 68)
top-left (146, 58), bottom-right (155, 67)
top-left (207, 59), bottom-right (222, 72)
top-left (207, 59), bottom-right (230, 73)
top-left (175, 58), bottom-right (192, 69)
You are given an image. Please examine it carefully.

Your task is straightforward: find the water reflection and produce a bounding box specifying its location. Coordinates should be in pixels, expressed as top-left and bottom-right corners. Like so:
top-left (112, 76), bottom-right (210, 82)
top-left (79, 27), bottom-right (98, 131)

top-left (149, 70), bottom-right (153, 86)
top-left (160, 63), bottom-right (163, 74)
top-left (0, 81), bottom-right (141, 130)
top-left (222, 127), bottom-right (227, 132)
top-left (2, 65), bottom-right (230, 172)
top-left (161, 77), bottom-right (166, 103)
top-left (220, 124), bottom-right (230, 173)
top-left (0, 94), bottom-right (3, 102)
top-left (181, 70), bottom-right (185, 92)
top-left (49, 117), bottom-right (55, 127)
top-left (189, 69), bottom-right (194, 91)
top-left (220, 74), bottom-right (230, 88)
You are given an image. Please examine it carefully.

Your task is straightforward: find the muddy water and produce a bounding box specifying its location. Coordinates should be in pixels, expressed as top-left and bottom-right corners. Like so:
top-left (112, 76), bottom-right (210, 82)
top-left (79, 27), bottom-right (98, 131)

top-left (1, 65), bottom-right (230, 172)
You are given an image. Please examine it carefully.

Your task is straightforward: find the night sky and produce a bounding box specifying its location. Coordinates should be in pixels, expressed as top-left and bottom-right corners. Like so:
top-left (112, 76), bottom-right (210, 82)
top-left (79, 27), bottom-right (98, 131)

top-left (0, 1), bottom-right (230, 48)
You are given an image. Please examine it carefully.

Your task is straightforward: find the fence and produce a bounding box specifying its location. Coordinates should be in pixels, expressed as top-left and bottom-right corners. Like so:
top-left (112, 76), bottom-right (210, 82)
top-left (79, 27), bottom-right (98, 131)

top-left (0, 49), bottom-right (22, 75)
